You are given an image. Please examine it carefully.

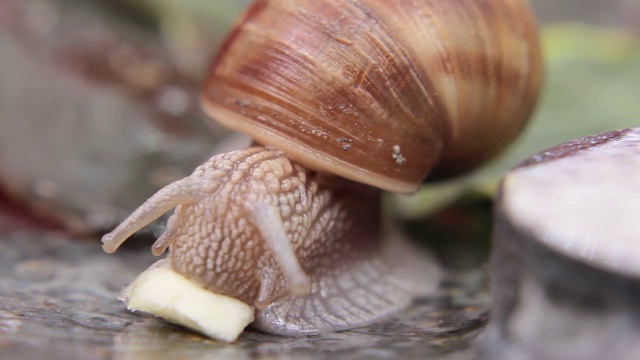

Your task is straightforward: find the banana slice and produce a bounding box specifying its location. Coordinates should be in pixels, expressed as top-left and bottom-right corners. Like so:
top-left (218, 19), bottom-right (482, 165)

top-left (119, 259), bottom-right (255, 342)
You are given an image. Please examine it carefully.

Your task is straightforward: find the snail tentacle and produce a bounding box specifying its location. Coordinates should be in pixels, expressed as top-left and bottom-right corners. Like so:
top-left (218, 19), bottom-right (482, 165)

top-left (247, 202), bottom-right (311, 297)
top-left (151, 211), bottom-right (181, 256)
top-left (100, 178), bottom-right (203, 254)
top-left (255, 266), bottom-right (278, 310)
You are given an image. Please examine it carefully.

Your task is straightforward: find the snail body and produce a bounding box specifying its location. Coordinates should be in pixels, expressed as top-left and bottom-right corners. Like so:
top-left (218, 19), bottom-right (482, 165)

top-left (102, 0), bottom-right (542, 336)
top-left (103, 147), bottom-right (437, 335)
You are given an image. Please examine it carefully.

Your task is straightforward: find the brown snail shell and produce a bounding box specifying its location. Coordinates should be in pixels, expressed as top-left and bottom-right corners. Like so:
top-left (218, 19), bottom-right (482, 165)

top-left (201, 0), bottom-right (543, 193)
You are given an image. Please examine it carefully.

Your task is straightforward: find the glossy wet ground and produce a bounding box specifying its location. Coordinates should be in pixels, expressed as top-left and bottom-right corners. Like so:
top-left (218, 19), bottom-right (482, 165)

top-left (0, 232), bottom-right (487, 360)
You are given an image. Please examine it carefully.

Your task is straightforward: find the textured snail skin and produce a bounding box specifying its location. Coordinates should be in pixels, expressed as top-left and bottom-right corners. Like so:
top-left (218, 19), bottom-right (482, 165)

top-left (101, 147), bottom-right (439, 335)
top-left (202, 0), bottom-right (543, 193)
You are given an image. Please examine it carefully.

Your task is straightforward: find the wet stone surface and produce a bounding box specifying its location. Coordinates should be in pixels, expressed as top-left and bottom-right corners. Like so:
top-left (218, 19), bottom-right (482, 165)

top-left (0, 232), bottom-right (488, 359)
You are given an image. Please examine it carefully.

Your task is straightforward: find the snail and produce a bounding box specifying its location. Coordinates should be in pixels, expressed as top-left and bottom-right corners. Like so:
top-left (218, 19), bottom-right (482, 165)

top-left (101, 0), bottom-right (543, 336)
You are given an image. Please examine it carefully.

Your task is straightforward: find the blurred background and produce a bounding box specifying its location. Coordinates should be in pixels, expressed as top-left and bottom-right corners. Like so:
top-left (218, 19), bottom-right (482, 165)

top-left (0, 0), bottom-right (638, 268)
top-left (0, 1), bottom-right (639, 359)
